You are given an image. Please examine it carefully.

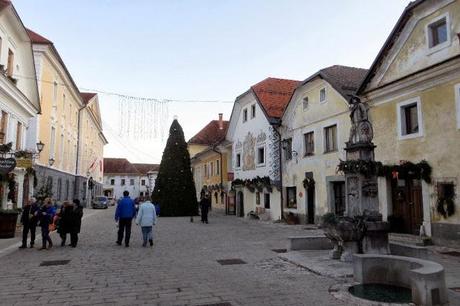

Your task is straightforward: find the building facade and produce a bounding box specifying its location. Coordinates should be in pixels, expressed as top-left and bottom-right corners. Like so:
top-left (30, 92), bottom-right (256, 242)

top-left (28, 29), bottom-right (84, 204)
top-left (226, 78), bottom-right (300, 220)
top-left (0, 1), bottom-right (40, 209)
top-left (281, 66), bottom-right (367, 224)
top-left (188, 114), bottom-right (230, 210)
top-left (357, 0), bottom-right (460, 246)
top-left (132, 163), bottom-right (159, 198)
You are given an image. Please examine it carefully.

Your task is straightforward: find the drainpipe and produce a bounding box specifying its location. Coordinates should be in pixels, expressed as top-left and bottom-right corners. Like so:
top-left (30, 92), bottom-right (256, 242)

top-left (271, 121), bottom-right (284, 220)
top-left (74, 105), bottom-right (85, 200)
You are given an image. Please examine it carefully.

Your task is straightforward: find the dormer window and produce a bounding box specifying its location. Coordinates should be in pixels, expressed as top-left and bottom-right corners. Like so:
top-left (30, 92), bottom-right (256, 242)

top-left (302, 97), bottom-right (309, 110)
top-left (320, 88), bottom-right (326, 103)
top-left (243, 109), bottom-right (248, 122)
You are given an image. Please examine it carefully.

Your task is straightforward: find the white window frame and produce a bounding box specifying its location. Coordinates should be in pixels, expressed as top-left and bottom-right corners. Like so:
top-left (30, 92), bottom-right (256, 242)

top-left (456, 84), bottom-right (460, 130)
top-left (397, 97), bottom-right (424, 140)
top-left (319, 88), bottom-right (327, 103)
top-left (250, 104), bottom-right (256, 119)
top-left (256, 145), bottom-right (265, 166)
top-left (323, 123), bottom-right (338, 153)
top-left (303, 129), bottom-right (315, 157)
top-left (425, 13), bottom-right (451, 55)
top-left (235, 152), bottom-right (241, 169)
top-left (242, 108), bottom-right (248, 123)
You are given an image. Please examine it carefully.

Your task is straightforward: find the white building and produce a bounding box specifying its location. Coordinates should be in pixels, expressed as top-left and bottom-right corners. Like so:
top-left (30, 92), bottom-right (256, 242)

top-left (281, 66), bottom-right (367, 224)
top-left (0, 1), bottom-right (40, 209)
top-left (226, 78), bottom-right (300, 220)
top-left (103, 158), bottom-right (158, 200)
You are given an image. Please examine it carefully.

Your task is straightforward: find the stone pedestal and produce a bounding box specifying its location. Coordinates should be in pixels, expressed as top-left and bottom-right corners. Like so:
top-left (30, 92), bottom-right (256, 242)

top-left (363, 221), bottom-right (390, 255)
top-left (341, 241), bottom-right (359, 262)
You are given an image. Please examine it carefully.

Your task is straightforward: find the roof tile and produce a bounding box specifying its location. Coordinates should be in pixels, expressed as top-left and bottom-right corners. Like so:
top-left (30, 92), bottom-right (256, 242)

top-left (103, 158), bottom-right (140, 175)
top-left (188, 120), bottom-right (229, 145)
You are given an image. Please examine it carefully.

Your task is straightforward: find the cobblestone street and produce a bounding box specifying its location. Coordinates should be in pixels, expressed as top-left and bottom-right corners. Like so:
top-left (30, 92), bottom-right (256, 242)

top-left (0, 208), bottom-right (345, 306)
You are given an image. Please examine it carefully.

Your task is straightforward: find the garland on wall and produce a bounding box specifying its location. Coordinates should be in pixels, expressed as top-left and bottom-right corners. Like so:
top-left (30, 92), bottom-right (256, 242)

top-left (337, 160), bottom-right (432, 184)
top-left (231, 176), bottom-right (274, 193)
top-left (302, 177), bottom-right (315, 189)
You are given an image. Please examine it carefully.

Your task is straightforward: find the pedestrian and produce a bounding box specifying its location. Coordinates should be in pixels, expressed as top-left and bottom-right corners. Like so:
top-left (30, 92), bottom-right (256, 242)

top-left (135, 199), bottom-right (157, 247)
top-left (19, 197), bottom-right (39, 249)
top-left (57, 201), bottom-right (75, 247)
top-left (72, 199), bottom-right (83, 247)
top-left (115, 190), bottom-right (136, 247)
top-left (38, 198), bottom-right (55, 250)
top-left (200, 193), bottom-right (211, 224)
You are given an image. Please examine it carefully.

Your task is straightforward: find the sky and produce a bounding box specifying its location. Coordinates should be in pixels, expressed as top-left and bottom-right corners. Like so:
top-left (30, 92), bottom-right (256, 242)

top-left (13, 0), bottom-right (411, 163)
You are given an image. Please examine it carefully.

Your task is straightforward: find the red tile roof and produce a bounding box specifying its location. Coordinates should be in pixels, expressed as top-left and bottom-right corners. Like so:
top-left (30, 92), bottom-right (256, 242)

top-left (80, 92), bottom-right (97, 104)
top-left (251, 78), bottom-right (301, 119)
top-left (132, 163), bottom-right (160, 175)
top-left (188, 120), bottom-right (229, 145)
top-left (26, 28), bottom-right (52, 44)
top-left (104, 158), bottom-right (140, 175)
top-left (0, 0), bottom-right (10, 11)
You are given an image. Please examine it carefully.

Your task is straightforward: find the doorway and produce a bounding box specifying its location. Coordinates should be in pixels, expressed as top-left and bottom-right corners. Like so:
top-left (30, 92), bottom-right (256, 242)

top-left (305, 172), bottom-right (315, 224)
top-left (391, 179), bottom-right (423, 235)
top-left (237, 191), bottom-right (244, 217)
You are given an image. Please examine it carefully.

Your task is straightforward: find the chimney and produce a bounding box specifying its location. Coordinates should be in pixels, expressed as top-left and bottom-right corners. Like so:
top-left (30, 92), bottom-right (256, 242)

top-left (218, 113), bottom-right (223, 130)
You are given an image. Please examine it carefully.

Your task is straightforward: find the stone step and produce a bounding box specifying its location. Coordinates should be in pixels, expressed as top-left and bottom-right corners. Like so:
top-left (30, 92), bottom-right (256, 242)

top-left (389, 233), bottom-right (433, 246)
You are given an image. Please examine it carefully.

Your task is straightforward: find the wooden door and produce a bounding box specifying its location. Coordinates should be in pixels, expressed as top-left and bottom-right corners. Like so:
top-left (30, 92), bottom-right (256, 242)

top-left (391, 179), bottom-right (423, 234)
top-left (333, 182), bottom-right (346, 216)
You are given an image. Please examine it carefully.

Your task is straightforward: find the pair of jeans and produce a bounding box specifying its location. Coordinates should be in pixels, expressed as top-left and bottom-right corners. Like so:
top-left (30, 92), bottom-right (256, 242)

top-left (22, 223), bottom-right (36, 246)
top-left (41, 225), bottom-right (52, 248)
top-left (117, 218), bottom-right (132, 246)
top-left (141, 226), bottom-right (153, 244)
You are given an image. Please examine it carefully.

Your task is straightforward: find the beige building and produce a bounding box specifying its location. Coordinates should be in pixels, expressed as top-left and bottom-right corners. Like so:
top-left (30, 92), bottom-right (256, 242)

top-left (281, 66), bottom-right (367, 224)
top-left (28, 29), bottom-right (84, 202)
top-left (357, 0), bottom-right (460, 246)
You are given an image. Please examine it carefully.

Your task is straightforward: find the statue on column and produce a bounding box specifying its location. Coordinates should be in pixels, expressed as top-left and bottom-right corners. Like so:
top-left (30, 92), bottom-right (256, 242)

top-left (348, 95), bottom-right (373, 145)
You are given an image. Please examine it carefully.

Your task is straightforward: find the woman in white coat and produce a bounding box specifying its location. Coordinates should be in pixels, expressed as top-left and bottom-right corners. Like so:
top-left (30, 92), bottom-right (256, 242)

top-left (135, 200), bottom-right (157, 247)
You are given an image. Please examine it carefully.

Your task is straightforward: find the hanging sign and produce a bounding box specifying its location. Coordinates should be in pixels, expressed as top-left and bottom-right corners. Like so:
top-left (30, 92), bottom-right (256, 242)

top-left (0, 158), bottom-right (16, 174)
top-left (16, 158), bottom-right (32, 169)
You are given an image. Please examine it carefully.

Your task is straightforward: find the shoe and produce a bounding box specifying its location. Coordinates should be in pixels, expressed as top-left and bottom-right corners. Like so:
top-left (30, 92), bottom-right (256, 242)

top-left (19, 245), bottom-right (27, 249)
top-left (71, 245), bottom-right (76, 248)
top-left (142, 243), bottom-right (146, 247)
top-left (39, 247), bottom-right (47, 250)
top-left (116, 241), bottom-right (122, 246)
top-left (125, 244), bottom-right (129, 247)
top-left (61, 241), bottom-right (65, 247)
top-left (149, 239), bottom-right (153, 246)
top-left (48, 242), bottom-right (53, 249)
top-left (29, 244), bottom-right (34, 248)
top-left (68, 244), bottom-right (73, 246)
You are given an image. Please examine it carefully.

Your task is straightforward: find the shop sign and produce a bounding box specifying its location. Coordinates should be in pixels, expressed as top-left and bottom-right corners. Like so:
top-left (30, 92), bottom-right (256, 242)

top-left (16, 158), bottom-right (32, 169)
top-left (0, 158), bottom-right (16, 174)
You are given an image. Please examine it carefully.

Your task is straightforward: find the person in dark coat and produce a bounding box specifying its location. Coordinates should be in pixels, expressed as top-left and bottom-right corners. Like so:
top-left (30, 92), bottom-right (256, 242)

top-left (115, 190), bottom-right (136, 247)
top-left (72, 199), bottom-right (83, 247)
top-left (19, 197), bottom-right (39, 249)
top-left (58, 201), bottom-right (76, 247)
top-left (38, 198), bottom-right (55, 250)
top-left (200, 193), bottom-right (211, 224)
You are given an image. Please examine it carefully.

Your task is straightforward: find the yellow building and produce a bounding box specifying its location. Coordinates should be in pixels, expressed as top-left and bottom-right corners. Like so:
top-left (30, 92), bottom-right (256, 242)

top-left (188, 114), bottom-right (230, 210)
top-left (357, 0), bottom-right (460, 246)
top-left (28, 29), bottom-right (83, 202)
top-left (78, 93), bottom-right (108, 204)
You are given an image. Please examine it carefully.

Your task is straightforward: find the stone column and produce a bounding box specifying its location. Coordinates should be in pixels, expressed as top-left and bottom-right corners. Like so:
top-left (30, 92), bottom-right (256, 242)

top-left (28, 174), bottom-right (34, 200)
top-left (1, 181), bottom-right (8, 209)
top-left (14, 169), bottom-right (26, 209)
top-left (421, 181), bottom-right (432, 237)
top-left (377, 177), bottom-right (392, 221)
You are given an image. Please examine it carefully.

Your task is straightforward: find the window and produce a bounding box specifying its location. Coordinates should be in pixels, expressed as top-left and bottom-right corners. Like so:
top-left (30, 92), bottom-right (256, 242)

top-left (130, 179), bottom-right (134, 185)
top-left (210, 162), bottom-right (214, 177)
top-left (236, 153), bottom-right (241, 168)
top-left (257, 147), bottom-right (265, 165)
top-left (251, 104), bottom-right (256, 118)
top-left (428, 17), bottom-right (447, 48)
top-left (59, 134), bottom-right (64, 167)
top-left (121, 179), bottom-right (125, 186)
top-left (57, 178), bottom-right (62, 201)
top-left (397, 98), bottom-right (423, 139)
top-left (110, 179), bottom-right (115, 185)
top-left (304, 132), bottom-right (314, 156)
top-left (286, 187), bottom-right (297, 209)
top-left (243, 109), bottom-right (248, 122)
top-left (15, 122), bottom-right (22, 150)
top-left (50, 127), bottom-right (56, 159)
top-left (264, 193), bottom-right (270, 209)
top-left (141, 179), bottom-right (146, 186)
top-left (284, 138), bottom-right (292, 160)
top-left (216, 159), bottom-right (220, 175)
top-left (7, 49), bottom-right (14, 77)
top-left (302, 97), bottom-right (309, 110)
top-left (324, 125), bottom-right (337, 153)
top-left (0, 111), bottom-right (7, 144)
top-left (204, 164), bottom-right (208, 177)
top-left (320, 88), bottom-right (326, 103)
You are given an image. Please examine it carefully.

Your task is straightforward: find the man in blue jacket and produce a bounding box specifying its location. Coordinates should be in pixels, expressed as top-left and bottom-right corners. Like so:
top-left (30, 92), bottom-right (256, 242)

top-left (115, 191), bottom-right (136, 247)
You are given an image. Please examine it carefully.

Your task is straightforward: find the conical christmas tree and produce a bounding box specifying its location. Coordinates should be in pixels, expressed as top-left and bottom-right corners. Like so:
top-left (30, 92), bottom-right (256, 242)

top-left (152, 119), bottom-right (198, 216)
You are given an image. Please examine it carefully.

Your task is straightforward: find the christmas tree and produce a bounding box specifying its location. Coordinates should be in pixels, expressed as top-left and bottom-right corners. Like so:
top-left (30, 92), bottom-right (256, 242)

top-left (152, 119), bottom-right (198, 216)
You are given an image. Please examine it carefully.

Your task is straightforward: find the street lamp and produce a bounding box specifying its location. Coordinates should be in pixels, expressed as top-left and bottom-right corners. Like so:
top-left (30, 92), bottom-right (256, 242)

top-left (36, 141), bottom-right (45, 154)
top-left (48, 158), bottom-right (55, 167)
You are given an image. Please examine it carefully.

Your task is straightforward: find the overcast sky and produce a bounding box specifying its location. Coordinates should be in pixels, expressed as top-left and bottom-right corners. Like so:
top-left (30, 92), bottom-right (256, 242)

top-left (14, 0), bottom-right (411, 163)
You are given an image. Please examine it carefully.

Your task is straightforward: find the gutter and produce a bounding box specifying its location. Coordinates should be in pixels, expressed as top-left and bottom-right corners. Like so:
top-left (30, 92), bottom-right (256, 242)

top-left (73, 105), bottom-right (85, 198)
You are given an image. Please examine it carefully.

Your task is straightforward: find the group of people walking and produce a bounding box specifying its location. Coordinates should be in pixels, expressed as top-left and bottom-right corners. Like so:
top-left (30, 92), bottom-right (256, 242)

top-left (115, 191), bottom-right (157, 247)
top-left (20, 197), bottom-right (83, 250)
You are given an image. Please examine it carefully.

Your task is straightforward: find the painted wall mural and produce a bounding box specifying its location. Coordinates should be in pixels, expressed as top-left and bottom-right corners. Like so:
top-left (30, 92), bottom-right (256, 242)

top-left (268, 126), bottom-right (280, 181)
top-left (243, 132), bottom-right (255, 171)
